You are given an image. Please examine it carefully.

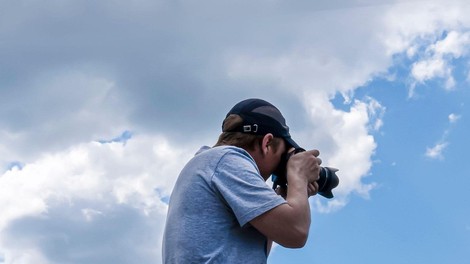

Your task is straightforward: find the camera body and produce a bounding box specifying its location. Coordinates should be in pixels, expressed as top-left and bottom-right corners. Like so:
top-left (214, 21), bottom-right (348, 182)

top-left (272, 148), bottom-right (339, 199)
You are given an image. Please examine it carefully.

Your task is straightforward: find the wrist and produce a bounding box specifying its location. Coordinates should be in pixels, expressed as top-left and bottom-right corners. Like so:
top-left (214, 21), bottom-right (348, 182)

top-left (286, 172), bottom-right (309, 197)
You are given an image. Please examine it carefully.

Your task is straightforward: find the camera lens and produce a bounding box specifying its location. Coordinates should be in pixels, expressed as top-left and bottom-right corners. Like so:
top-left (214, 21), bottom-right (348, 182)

top-left (317, 167), bottom-right (340, 198)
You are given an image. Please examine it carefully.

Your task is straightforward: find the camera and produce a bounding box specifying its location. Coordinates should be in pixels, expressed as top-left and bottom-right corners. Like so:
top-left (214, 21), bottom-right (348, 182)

top-left (272, 148), bottom-right (340, 199)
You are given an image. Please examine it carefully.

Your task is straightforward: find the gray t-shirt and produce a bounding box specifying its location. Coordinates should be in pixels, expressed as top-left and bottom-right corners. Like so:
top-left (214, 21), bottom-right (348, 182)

top-left (162, 146), bottom-right (286, 264)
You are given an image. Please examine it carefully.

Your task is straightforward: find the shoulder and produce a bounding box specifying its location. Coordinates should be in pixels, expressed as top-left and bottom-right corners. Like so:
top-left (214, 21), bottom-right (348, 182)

top-left (209, 146), bottom-right (264, 187)
top-left (212, 146), bottom-right (257, 170)
top-left (187, 146), bottom-right (257, 177)
top-left (197, 145), bottom-right (254, 164)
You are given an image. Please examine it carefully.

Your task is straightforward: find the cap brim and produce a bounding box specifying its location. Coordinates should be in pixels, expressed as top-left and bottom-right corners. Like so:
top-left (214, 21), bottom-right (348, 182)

top-left (285, 137), bottom-right (301, 150)
top-left (318, 190), bottom-right (334, 199)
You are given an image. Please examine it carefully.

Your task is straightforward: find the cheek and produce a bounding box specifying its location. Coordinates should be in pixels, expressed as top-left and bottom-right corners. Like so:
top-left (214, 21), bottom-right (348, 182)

top-left (270, 155), bottom-right (282, 171)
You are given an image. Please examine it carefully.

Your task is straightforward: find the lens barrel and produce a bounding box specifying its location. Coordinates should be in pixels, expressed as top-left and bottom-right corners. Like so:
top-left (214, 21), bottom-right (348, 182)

top-left (317, 167), bottom-right (340, 198)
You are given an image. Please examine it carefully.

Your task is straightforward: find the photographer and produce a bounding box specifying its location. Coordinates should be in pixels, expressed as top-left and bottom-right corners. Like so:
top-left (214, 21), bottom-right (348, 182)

top-left (162, 98), bottom-right (322, 263)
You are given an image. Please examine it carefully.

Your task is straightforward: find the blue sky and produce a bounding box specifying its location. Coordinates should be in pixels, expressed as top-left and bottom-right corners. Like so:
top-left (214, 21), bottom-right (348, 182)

top-left (1, 0), bottom-right (469, 263)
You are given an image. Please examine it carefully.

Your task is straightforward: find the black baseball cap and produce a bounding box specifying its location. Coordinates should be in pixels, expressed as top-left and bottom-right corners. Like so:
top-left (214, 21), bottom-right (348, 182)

top-left (223, 98), bottom-right (300, 149)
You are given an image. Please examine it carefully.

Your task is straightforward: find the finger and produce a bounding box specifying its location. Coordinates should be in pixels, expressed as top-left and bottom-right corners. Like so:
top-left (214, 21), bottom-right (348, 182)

top-left (312, 182), bottom-right (319, 193)
top-left (316, 157), bottom-right (322, 166)
top-left (314, 181), bottom-right (319, 187)
top-left (308, 182), bottom-right (319, 196)
top-left (307, 149), bottom-right (320, 157)
top-left (307, 185), bottom-right (314, 196)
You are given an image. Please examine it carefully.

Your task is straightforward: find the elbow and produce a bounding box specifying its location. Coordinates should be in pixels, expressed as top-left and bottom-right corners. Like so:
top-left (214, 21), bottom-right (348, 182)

top-left (285, 240), bottom-right (307, 249)
top-left (279, 228), bottom-right (309, 248)
top-left (290, 232), bottom-right (308, 248)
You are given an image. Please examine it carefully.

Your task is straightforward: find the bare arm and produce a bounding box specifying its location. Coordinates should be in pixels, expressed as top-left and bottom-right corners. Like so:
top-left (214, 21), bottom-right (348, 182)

top-left (250, 150), bottom-right (321, 248)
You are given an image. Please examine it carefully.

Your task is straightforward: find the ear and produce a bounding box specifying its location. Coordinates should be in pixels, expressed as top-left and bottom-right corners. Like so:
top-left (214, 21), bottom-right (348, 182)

top-left (261, 133), bottom-right (274, 155)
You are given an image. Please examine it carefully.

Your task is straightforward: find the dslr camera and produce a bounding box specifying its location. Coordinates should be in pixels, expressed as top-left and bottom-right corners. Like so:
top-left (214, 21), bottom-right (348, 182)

top-left (272, 148), bottom-right (340, 199)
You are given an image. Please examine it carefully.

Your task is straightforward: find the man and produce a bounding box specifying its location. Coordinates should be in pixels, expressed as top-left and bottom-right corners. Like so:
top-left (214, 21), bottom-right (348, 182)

top-left (162, 98), bottom-right (322, 263)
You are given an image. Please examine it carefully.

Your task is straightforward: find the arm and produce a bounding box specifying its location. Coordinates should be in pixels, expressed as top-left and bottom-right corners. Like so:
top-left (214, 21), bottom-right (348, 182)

top-left (265, 182), bottom-right (319, 254)
top-left (250, 150), bottom-right (321, 248)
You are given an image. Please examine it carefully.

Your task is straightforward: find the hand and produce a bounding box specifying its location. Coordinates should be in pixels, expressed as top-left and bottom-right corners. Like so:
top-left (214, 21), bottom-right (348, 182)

top-left (277, 182), bottom-right (317, 199)
top-left (287, 149), bottom-right (322, 184)
top-left (307, 181), bottom-right (319, 197)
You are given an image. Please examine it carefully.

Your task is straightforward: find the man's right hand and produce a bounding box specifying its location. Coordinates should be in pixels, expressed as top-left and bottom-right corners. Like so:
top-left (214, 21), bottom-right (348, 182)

top-left (286, 149), bottom-right (322, 185)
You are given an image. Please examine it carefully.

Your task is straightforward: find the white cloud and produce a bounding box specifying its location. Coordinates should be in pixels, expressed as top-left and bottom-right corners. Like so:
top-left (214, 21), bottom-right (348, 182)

top-left (1, 0), bottom-right (470, 262)
top-left (411, 31), bottom-right (470, 90)
top-left (409, 30), bottom-right (470, 93)
top-left (380, 1), bottom-right (470, 96)
top-left (0, 135), bottom-right (193, 264)
top-left (382, 0), bottom-right (470, 53)
top-left (423, 113), bottom-right (460, 160)
top-left (411, 58), bottom-right (449, 83)
top-left (225, 6), bottom-right (392, 99)
top-left (299, 95), bottom-right (383, 212)
top-left (425, 142), bottom-right (448, 159)
top-left (432, 31), bottom-right (470, 57)
top-left (448, 113), bottom-right (461, 123)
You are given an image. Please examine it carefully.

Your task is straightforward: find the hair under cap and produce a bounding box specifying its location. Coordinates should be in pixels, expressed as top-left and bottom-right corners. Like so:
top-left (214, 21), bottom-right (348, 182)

top-left (223, 98), bottom-right (300, 149)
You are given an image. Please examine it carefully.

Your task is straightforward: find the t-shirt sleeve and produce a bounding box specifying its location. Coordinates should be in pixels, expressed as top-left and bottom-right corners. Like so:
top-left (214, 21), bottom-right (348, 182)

top-left (211, 149), bottom-right (287, 227)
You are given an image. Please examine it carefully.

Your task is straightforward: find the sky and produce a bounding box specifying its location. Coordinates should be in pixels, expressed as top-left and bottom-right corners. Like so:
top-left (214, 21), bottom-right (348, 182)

top-left (0, 0), bottom-right (469, 263)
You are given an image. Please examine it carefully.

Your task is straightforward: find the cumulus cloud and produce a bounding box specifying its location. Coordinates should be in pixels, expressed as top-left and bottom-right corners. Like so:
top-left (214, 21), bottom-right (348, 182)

top-left (1, 0), bottom-right (470, 262)
top-left (378, 1), bottom-right (470, 97)
top-left (409, 30), bottom-right (470, 96)
top-left (299, 96), bottom-right (384, 212)
top-left (411, 58), bottom-right (449, 84)
top-left (433, 31), bottom-right (470, 57)
top-left (0, 69), bottom-right (129, 169)
top-left (410, 31), bottom-right (469, 84)
top-left (0, 135), bottom-right (194, 263)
